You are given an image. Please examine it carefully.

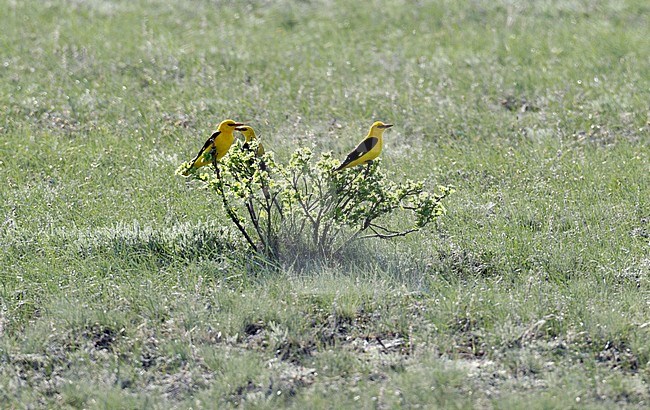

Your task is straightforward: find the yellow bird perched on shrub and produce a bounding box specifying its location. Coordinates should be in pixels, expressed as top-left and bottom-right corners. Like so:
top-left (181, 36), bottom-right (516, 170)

top-left (183, 119), bottom-right (244, 175)
top-left (236, 125), bottom-right (267, 173)
top-left (334, 121), bottom-right (393, 171)
top-left (235, 124), bottom-right (274, 202)
top-left (236, 125), bottom-right (265, 158)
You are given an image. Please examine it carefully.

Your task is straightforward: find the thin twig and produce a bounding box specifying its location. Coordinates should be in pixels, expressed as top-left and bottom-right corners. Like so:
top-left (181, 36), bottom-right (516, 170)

top-left (245, 199), bottom-right (267, 251)
top-left (360, 228), bottom-right (419, 240)
top-left (214, 165), bottom-right (258, 252)
top-left (368, 223), bottom-right (401, 235)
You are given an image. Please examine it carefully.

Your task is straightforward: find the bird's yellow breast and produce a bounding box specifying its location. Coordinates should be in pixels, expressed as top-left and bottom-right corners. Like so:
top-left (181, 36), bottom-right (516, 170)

top-left (212, 132), bottom-right (235, 161)
top-left (365, 137), bottom-right (382, 161)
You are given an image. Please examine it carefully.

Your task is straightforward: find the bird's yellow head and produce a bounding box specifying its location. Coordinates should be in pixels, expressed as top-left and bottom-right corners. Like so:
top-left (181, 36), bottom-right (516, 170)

top-left (218, 119), bottom-right (245, 132)
top-left (369, 121), bottom-right (393, 135)
top-left (235, 125), bottom-right (257, 142)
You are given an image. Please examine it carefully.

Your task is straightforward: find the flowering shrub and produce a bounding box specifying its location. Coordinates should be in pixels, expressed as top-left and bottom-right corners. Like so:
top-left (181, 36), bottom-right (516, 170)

top-left (177, 141), bottom-right (453, 260)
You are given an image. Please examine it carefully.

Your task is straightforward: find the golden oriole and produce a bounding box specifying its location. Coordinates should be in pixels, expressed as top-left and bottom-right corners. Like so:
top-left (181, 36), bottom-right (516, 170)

top-left (235, 125), bottom-right (265, 158)
top-left (183, 119), bottom-right (244, 175)
top-left (334, 121), bottom-right (393, 171)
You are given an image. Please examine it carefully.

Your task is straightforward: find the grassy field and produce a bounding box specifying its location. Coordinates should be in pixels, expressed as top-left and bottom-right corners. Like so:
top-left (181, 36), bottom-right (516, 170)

top-left (1, 0), bottom-right (649, 407)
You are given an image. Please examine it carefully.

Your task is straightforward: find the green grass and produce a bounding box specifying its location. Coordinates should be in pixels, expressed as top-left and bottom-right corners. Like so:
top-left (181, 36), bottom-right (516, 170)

top-left (1, 0), bottom-right (649, 407)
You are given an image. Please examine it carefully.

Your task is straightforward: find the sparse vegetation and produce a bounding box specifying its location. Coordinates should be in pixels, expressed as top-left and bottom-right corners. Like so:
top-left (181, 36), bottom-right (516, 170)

top-left (1, 0), bottom-right (649, 408)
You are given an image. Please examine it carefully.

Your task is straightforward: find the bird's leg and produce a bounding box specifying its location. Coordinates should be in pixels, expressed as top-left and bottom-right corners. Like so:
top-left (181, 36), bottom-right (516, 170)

top-left (213, 158), bottom-right (220, 178)
top-left (212, 153), bottom-right (220, 176)
top-left (363, 161), bottom-right (373, 177)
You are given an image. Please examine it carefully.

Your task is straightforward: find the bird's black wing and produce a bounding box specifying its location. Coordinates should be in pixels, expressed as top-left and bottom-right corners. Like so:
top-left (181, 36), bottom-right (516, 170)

top-left (341, 137), bottom-right (378, 166)
top-left (189, 131), bottom-right (220, 164)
